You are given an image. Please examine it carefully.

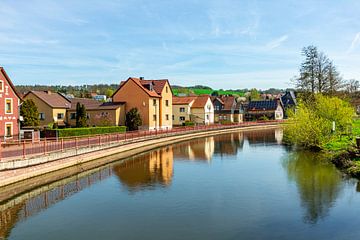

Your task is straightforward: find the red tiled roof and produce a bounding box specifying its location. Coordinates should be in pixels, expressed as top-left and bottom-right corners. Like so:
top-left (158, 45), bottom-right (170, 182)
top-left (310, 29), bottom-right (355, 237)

top-left (139, 79), bottom-right (169, 95)
top-left (172, 96), bottom-right (196, 105)
top-left (25, 91), bottom-right (71, 108)
top-left (113, 78), bottom-right (161, 98)
top-left (219, 96), bottom-right (235, 110)
top-left (69, 98), bottom-right (125, 110)
top-left (192, 95), bottom-right (211, 108)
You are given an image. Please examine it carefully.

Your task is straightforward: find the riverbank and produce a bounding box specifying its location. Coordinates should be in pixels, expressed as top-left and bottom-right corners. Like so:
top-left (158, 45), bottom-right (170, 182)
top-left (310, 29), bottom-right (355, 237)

top-left (323, 119), bottom-right (360, 178)
top-left (0, 123), bottom-right (281, 189)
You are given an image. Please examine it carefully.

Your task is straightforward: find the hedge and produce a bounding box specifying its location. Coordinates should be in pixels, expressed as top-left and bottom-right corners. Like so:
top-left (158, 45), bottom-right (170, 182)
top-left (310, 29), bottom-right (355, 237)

top-left (55, 126), bottom-right (127, 138)
top-left (183, 121), bottom-right (195, 126)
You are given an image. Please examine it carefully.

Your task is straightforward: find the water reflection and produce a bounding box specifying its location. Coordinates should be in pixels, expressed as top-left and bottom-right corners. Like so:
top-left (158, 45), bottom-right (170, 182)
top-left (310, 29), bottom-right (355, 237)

top-left (173, 137), bottom-right (215, 161)
top-left (283, 151), bottom-right (343, 224)
top-left (113, 146), bottom-right (174, 191)
top-left (246, 128), bottom-right (283, 146)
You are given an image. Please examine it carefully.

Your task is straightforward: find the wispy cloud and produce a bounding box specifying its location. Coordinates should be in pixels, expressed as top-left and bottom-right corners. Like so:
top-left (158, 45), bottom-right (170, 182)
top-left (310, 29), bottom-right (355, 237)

top-left (266, 35), bottom-right (288, 50)
top-left (347, 32), bottom-right (360, 53)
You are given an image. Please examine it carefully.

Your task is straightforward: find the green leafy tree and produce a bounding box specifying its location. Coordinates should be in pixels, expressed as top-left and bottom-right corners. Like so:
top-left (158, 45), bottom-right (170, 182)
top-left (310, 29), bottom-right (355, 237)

top-left (126, 108), bottom-right (142, 131)
top-left (248, 88), bottom-right (261, 101)
top-left (284, 94), bottom-right (354, 149)
top-left (105, 88), bottom-right (114, 98)
top-left (20, 99), bottom-right (40, 127)
top-left (76, 102), bottom-right (87, 127)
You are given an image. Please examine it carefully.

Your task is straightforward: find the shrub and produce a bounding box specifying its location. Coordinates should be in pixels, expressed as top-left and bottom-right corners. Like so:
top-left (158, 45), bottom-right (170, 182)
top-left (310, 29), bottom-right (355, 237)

top-left (54, 126), bottom-right (126, 138)
top-left (184, 121), bottom-right (195, 126)
top-left (284, 94), bottom-right (354, 149)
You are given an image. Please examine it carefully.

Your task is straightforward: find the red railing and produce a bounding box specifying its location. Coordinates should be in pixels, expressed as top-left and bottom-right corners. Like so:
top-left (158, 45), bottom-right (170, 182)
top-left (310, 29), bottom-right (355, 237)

top-left (0, 120), bottom-right (284, 162)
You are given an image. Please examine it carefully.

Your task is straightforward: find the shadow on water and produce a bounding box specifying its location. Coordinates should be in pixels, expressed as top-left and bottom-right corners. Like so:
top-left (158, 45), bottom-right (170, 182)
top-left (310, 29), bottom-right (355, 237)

top-left (282, 150), bottom-right (343, 224)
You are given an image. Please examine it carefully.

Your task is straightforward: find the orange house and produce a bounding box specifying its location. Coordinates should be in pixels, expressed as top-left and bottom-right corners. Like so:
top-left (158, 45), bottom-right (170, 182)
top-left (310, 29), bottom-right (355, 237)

top-left (112, 77), bottom-right (173, 130)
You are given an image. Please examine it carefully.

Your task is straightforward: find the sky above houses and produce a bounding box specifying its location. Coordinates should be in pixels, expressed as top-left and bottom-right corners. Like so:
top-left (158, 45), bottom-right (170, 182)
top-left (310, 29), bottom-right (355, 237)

top-left (0, 0), bottom-right (359, 89)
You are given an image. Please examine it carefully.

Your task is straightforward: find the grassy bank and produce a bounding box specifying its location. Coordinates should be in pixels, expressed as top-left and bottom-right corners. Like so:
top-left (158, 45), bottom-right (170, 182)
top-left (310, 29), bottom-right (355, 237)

top-left (324, 119), bottom-right (360, 178)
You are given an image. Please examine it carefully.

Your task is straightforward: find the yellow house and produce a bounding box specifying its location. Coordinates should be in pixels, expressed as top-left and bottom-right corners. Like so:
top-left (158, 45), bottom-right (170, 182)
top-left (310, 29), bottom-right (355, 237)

top-left (172, 95), bottom-right (214, 125)
top-left (23, 91), bottom-right (70, 127)
top-left (112, 77), bottom-right (173, 130)
top-left (66, 98), bottom-right (125, 127)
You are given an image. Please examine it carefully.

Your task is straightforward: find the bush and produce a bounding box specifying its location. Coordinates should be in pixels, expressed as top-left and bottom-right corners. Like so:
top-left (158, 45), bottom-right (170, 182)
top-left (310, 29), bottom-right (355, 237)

top-left (54, 126), bottom-right (127, 138)
top-left (183, 121), bottom-right (195, 126)
top-left (284, 94), bottom-right (354, 149)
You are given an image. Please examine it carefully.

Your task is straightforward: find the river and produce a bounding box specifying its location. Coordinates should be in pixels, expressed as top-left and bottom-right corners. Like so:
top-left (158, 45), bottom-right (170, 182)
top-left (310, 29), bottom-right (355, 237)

top-left (1, 128), bottom-right (360, 240)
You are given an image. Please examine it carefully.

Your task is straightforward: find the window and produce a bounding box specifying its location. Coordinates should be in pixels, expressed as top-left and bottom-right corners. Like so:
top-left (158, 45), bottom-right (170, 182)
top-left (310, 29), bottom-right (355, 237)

top-left (5, 98), bottom-right (12, 114)
top-left (153, 99), bottom-right (157, 106)
top-left (180, 107), bottom-right (185, 112)
top-left (166, 114), bottom-right (169, 120)
top-left (87, 113), bottom-right (90, 119)
top-left (39, 113), bottom-right (45, 120)
top-left (165, 100), bottom-right (169, 107)
top-left (5, 123), bottom-right (12, 137)
top-left (101, 112), bottom-right (109, 117)
top-left (215, 105), bottom-right (220, 111)
top-left (70, 113), bottom-right (76, 120)
top-left (179, 116), bottom-right (185, 121)
top-left (0, 80), bottom-right (3, 92)
top-left (172, 115), bottom-right (174, 120)
top-left (206, 115), bottom-right (209, 120)
top-left (153, 114), bottom-right (157, 121)
top-left (57, 113), bottom-right (64, 119)
top-left (166, 86), bottom-right (168, 93)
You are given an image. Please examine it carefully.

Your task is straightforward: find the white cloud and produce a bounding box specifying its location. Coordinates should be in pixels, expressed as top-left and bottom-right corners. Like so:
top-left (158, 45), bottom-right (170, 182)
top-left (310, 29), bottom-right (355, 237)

top-left (266, 35), bottom-right (288, 50)
top-left (347, 32), bottom-right (360, 53)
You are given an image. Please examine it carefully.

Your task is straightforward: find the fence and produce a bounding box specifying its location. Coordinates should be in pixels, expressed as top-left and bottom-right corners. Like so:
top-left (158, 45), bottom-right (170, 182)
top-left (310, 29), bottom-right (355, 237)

top-left (0, 120), bottom-right (284, 162)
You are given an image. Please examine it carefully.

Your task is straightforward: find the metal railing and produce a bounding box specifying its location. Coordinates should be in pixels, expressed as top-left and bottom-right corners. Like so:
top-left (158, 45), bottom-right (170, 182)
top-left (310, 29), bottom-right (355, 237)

top-left (0, 120), bottom-right (284, 162)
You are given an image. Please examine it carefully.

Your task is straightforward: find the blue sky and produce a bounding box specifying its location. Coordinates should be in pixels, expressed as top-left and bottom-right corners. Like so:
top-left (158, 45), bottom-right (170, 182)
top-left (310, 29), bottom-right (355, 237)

top-left (0, 0), bottom-right (359, 89)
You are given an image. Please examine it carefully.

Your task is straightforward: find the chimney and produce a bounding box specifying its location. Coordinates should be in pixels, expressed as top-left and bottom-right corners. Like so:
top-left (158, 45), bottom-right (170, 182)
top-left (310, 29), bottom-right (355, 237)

top-left (45, 90), bottom-right (52, 95)
top-left (139, 77), bottom-right (144, 80)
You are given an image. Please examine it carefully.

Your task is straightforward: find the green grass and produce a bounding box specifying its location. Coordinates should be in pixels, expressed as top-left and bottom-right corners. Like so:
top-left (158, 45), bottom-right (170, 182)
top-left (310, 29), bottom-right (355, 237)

top-left (172, 88), bottom-right (245, 97)
top-left (324, 119), bottom-right (360, 151)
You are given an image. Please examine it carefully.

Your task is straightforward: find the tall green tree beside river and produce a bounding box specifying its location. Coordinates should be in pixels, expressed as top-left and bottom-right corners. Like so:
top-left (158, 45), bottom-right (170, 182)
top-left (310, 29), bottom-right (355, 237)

top-left (284, 94), bottom-right (354, 149)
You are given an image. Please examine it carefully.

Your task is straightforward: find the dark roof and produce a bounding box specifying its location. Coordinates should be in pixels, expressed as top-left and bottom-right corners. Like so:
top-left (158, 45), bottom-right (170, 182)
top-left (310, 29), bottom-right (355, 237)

top-left (281, 91), bottom-right (297, 108)
top-left (69, 98), bottom-right (125, 110)
top-left (0, 67), bottom-right (23, 100)
top-left (25, 91), bottom-right (71, 108)
top-left (247, 100), bottom-right (279, 111)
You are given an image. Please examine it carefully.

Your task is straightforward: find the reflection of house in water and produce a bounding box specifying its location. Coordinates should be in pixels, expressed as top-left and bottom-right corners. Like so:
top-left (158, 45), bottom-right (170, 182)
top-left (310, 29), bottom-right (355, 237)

top-left (0, 166), bottom-right (113, 239)
top-left (245, 128), bottom-right (282, 146)
top-left (213, 132), bottom-right (244, 156)
top-left (173, 137), bottom-right (215, 161)
top-left (113, 146), bottom-right (173, 191)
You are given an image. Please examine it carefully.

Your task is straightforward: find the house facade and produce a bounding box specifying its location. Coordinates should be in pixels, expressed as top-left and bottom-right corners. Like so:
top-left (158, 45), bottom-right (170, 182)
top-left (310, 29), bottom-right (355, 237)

top-left (23, 91), bottom-right (70, 127)
top-left (173, 95), bottom-right (214, 125)
top-left (66, 98), bottom-right (125, 127)
top-left (172, 97), bottom-right (195, 125)
top-left (112, 77), bottom-right (173, 130)
top-left (245, 100), bottom-right (284, 121)
top-left (212, 95), bottom-right (243, 123)
top-left (0, 67), bottom-right (22, 139)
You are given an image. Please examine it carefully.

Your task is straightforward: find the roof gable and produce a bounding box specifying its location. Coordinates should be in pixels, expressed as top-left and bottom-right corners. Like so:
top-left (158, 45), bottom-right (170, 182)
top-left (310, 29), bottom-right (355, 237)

top-left (0, 67), bottom-right (22, 100)
top-left (24, 91), bottom-right (71, 108)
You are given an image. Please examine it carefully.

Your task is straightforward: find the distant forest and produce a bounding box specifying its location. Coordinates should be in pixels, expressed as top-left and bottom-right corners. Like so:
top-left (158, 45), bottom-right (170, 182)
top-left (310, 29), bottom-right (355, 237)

top-left (15, 84), bottom-right (292, 98)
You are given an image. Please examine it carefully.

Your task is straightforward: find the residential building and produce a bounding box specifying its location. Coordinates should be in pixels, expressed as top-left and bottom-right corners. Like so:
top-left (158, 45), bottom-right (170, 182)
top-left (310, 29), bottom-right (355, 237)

top-left (66, 98), bottom-right (125, 127)
top-left (172, 95), bottom-right (214, 125)
top-left (92, 95), bottom-right (107, 102)
top-left (172, 96), bottom-right (196, 125)
top-left (280, 91), bottom-right (297, 118)
top-left (245, 100), bottom-right (284, 121)
top-left (112, 77), bottom-right (173, 130)
top-left (0, 67), bottom-right (22, 139)
top-left (212, 95), bottom-right (243, 123)
top-left (23, 91), bottom-right (70, 127)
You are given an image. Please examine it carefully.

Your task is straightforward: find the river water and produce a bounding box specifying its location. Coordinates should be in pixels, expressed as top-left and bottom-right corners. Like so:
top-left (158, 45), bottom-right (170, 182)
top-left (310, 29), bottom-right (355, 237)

top-left (1, 128), bottom-right (360, 240)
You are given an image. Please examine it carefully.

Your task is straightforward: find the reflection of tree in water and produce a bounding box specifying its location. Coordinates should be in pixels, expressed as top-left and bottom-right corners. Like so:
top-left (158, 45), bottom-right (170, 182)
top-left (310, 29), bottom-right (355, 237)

top-left (283, 151), bottom-right (343, 224)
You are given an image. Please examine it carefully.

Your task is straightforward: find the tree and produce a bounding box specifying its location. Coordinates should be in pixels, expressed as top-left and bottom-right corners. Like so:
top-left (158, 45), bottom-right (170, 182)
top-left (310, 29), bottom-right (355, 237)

top-left (211, 91), bottom-right (219, 96)
top-left (248, 88), bottom-right (261, 101)
top-left (295, 46), bottom-right (343, 95)
top-left (105, 88), bottom-right (114, 98)
top-left (76, 102), bottom-right (87, 127)
top-left (126, 108), bottom-right (142, 131)
top-left (20, 99), bottom-right (39, 127)
top-left (284, 94), bottom-right (354, 149)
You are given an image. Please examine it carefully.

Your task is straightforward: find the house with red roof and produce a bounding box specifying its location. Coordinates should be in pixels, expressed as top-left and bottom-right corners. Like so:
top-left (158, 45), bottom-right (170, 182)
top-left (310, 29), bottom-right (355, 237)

top-left (172, 95), bottom-right (214, 125)
top-left (0, 67), bottom-right (22, 140)
top-left (212, 95), bottom-right (244, 123)
top-left (112, 77), bottom-right (173, 130)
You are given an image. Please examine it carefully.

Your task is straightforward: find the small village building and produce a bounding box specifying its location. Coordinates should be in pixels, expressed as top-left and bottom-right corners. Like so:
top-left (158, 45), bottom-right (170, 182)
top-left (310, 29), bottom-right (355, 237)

top-left (66, 98), bottom-right (125, 127)
top-left (212, 95), bottom-right (243, 123)
top-left (280, 91), bottom-right (297, 117)
top-left (23, 91), bottom-right (70, 128)
top-left (172, 95), bottom-right (214, 125)
top-left (0, 67), bottom-right (22, 139)
top-left (245, 100), bottom-right (284, 121)
top-left (112, 77), bottom-right (173, 130)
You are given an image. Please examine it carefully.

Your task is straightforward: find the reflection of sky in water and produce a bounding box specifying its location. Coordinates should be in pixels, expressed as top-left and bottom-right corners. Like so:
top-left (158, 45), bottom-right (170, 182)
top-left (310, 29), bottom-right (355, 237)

top-left (2, 128), bottom-right (360, 240)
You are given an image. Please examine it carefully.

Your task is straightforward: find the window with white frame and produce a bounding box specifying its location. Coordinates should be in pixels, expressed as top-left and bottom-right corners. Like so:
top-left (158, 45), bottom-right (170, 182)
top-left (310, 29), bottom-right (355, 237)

top-left (57, 113), bottom-right (64, 119)
top-left (39, 113), bottom-right (45, 120)
top-left (5, 98), bottom-right (12, 114)
top-left (180, 107), bottom-right (185, 112)
top-left (5, 123), bottom-right (12, 137)
top-left (179, 116), bottom-right (185, 121)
